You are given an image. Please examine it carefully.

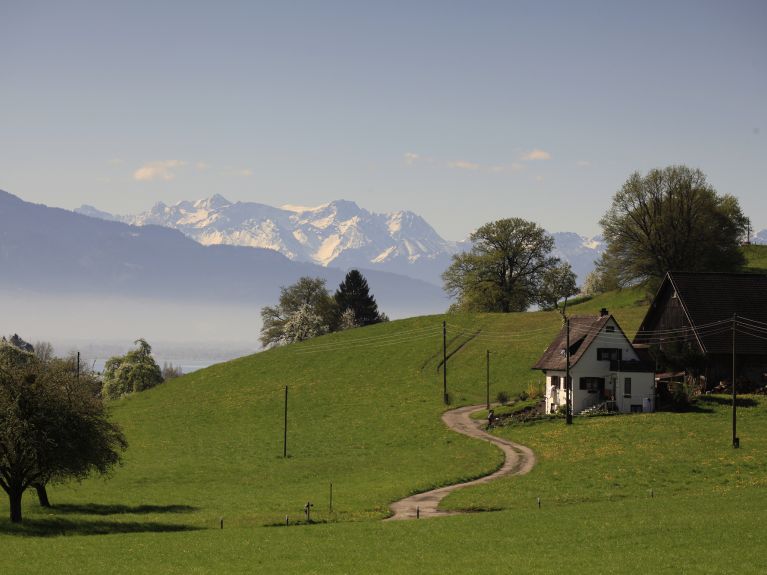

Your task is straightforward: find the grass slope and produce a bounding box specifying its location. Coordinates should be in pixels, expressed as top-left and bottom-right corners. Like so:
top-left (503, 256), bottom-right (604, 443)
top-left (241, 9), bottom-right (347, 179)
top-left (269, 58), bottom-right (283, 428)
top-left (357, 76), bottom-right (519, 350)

top-left (2, 491), bottom-right (766, 574)
top-left (8, 294), bottom-right (634, 529)
top-left (1, 283), bottom-right (765, 573)
top-left (444, 395), bottom-right (767, 511)
top-left (743, 244), bottom-right (767, 273)
top-left (1, 310), bottom-right (574, 529)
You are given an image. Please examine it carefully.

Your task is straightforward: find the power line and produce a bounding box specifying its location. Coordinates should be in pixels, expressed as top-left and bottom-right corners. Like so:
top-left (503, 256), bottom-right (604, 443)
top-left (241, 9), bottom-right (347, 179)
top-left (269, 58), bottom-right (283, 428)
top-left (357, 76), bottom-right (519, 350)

top-left (279, 313), bottom-right (767, 356)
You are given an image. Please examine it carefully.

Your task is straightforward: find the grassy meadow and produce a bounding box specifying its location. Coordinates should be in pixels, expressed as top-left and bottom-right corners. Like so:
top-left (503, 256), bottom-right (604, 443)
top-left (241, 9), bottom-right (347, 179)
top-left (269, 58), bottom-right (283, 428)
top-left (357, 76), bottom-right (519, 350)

top-left (744, 244), bottom-right (767, 273)
top-left (2, 272), bottom-right (766, 573)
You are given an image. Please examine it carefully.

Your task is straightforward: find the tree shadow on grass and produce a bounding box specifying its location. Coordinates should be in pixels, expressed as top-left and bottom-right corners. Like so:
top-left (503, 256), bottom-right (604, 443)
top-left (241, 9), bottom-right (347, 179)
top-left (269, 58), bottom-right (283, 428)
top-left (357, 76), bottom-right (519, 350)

top-left (656, 402), bottom-right (714, 414)
top-left (0, 517), bottom-right (202, 537)
top-left (53, 503), bottom-right (198, 516)
top-left (698, 395), bottom-right (759, 408)
top-left (677, 403), bottom-right (715, 414)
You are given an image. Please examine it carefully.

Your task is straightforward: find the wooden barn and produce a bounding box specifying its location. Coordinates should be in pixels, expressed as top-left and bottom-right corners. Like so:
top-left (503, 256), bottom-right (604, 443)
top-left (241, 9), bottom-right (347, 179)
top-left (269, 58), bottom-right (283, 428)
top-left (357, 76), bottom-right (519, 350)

top-left (633, 272), bottom-right (767, 390)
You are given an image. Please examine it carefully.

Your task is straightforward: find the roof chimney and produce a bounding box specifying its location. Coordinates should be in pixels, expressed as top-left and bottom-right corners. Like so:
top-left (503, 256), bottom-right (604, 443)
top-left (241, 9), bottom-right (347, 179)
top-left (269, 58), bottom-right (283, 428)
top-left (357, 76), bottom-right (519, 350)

top-left (599, 308), bottom-right (609, 317)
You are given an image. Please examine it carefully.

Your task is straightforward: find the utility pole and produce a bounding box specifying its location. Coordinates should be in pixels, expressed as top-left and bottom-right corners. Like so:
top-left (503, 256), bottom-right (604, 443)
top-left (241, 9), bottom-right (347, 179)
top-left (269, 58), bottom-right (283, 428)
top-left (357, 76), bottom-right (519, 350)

top-left (732, 314), bottom-right (739, 448)
top-left (486, 349), bottom-right (491, 410)
top-left (443, 320), bottom-right (448, 405)
top-left (283, 385), bottom-right (288, 458)
top-left (566, 318), bottom-right (572, 425)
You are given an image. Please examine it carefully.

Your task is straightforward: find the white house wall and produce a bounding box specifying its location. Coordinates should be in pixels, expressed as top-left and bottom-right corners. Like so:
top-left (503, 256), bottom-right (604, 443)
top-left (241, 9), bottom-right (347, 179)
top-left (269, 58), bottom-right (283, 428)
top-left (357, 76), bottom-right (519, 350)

top-left (544, 318), bottom-right (655, 414)
top-left (545, 370), bottom-right (568, 413)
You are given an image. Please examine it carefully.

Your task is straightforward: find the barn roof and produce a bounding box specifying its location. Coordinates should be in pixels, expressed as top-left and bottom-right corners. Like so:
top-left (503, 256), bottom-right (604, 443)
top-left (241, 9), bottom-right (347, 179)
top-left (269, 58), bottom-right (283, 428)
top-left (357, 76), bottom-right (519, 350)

top-left (635, 272), bottom-right (767, 355)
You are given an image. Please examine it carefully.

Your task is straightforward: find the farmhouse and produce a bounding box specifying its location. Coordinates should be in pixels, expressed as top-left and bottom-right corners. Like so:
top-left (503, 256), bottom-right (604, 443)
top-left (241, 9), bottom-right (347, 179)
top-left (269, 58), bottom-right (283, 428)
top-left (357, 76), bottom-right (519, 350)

top-left (633, 272), bottom-right (767, 390)
top-left (533, 309), bottom-right (655, 414)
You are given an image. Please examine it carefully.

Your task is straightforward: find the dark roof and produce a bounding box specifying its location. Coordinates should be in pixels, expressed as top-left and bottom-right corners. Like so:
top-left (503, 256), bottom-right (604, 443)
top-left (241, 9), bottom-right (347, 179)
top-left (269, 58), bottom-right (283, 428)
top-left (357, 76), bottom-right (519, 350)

top-left (532, 315), bottom-right (614, 371)
top-left (636, 272), bottom-right (767, 355)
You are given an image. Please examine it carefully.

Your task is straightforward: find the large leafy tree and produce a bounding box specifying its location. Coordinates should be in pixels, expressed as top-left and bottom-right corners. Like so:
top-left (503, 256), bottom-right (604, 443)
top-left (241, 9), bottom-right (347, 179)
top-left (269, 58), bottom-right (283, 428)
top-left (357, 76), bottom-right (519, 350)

top-left (260, 277), bottom-right (337, 347)
top-left (0, 344), bottom-right (127, 523)
top-left (538, 262), bottom-right (578, 313)
top-left (598, 165), bottom-right (749, 289)
top-left (443, 218), bottom-right (561, 312)
top-left (333, 270), bottom-right (384, 327)
top-left (102, 338), bottom-right (163, 400)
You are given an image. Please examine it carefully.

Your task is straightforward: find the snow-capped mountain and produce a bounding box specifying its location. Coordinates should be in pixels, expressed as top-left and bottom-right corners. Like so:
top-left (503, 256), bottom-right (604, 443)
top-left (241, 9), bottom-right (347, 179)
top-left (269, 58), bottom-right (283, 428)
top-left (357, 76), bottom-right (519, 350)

top-left (76, 196), bottom-right (461, 285)
top-left (549, 232), bottom-right (606, 282)
top-left (1, 190), bottom-right (447, 319)
top-left (75, 196), bottom-right (605, 285)
top-left (753, 229), bottom-right (767, 245)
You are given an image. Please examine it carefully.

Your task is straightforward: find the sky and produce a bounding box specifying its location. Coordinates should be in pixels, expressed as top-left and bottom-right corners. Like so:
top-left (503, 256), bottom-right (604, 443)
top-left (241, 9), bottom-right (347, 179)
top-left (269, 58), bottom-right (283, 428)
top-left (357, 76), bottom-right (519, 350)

top-left (1, 0), bottom-right (765, 240)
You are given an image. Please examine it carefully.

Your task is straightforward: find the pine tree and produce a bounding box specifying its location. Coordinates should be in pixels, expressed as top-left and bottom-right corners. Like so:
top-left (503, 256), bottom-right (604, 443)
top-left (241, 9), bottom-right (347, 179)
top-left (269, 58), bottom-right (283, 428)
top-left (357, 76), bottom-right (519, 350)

top-left (334, 270), bottom-right (383, 327)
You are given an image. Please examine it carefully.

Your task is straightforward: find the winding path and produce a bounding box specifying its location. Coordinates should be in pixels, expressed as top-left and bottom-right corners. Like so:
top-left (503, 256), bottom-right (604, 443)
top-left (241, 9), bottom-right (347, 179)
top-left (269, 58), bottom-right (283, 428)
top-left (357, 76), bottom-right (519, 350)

top-left (386, 404), bottom-right (536, 520)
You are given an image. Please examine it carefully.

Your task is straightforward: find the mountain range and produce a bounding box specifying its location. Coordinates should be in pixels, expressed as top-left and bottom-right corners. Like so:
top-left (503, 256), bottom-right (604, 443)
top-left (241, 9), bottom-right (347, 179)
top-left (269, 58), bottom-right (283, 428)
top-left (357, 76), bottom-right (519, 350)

top-left (0, 190), bottom-right (447, 319)
top-left (76, 195), bottom-right (609, 284)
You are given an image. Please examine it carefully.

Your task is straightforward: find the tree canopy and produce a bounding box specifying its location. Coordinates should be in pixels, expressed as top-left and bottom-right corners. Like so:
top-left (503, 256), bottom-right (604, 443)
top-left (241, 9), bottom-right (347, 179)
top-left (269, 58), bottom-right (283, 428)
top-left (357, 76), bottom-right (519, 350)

top-left (538, 262), bottom-right (578, 313)
top-left (102, 339), bottom-right (164, 400)
top-left (442, 218), bottom-right (561, 312)
top-left (260, 277), bottom-right (337, 347)
top-left (333, 270), bottom-right (385, 327)
top-left (598, 165), bottom-right (749, 289)
top-left (0, 343), bottom-right (127, 522)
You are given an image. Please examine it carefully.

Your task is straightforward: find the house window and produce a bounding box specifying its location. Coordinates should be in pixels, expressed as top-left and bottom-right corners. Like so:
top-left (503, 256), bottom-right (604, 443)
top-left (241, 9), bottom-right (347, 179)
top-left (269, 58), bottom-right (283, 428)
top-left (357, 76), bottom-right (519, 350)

top-left (597, 348), bottom-right (622, 361)
top-left (624, 377), bottom-right (632, 398)
top-left (550, 375), bottom-right (560, 389)
top-left (579, 377), bottom-right (604, 393)
top-left (605, 326), bottom-right (615, 333)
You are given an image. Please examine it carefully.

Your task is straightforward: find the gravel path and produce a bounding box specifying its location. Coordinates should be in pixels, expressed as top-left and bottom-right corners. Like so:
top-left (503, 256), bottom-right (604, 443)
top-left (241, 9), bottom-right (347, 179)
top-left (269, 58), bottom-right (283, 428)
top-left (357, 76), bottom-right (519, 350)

top-left (386, 404), bottom-right (536, 520)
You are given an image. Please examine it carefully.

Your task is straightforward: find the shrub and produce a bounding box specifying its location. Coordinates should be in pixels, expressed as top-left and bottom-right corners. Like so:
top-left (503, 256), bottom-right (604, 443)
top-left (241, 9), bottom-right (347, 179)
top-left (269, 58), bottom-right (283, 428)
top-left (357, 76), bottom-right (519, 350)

top-left (102, 339), bottom-right (163, 400)
top-left (162, 362), bottom-right (183, 380)
top-left (670, 381), bottom-right (694, 411)
top-left (526, 381), bottom-right (543, 400)
top-left (496, 391), bottom-right (510, 405)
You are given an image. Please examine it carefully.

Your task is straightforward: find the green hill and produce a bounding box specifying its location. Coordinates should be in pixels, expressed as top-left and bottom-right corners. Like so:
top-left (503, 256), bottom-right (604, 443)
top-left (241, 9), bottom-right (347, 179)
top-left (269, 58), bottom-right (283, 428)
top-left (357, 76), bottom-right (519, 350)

top-left (0, 293), bottom-right (641, 526)
top-left (28, 289), bottom-right (647, 527)
top-left (2, 285), bottom-right (766, 573)
top-left (744, 244), bottom-right (767, 272)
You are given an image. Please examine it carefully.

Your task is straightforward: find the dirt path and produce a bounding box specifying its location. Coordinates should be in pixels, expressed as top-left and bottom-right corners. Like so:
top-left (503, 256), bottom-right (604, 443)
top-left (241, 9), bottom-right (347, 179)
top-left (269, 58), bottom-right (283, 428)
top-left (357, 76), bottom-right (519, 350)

top-left (386, 404), bottom-right (536, 521)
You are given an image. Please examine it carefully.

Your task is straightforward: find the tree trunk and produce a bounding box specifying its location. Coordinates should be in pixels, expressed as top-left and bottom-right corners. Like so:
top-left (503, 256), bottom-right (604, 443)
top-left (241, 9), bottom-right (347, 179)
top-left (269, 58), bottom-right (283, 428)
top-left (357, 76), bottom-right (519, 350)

top-left (34, 483), bottom-right (51, 507)
top-left (9, 488), bottom-right (23, 523)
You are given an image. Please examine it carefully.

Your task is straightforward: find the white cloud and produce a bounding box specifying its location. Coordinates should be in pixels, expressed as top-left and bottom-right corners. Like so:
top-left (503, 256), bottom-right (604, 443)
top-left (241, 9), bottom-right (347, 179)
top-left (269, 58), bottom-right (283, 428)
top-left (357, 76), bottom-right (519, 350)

top-left (522, 149), bottom-right (552, 161)
top-left (133, 160), bottom-right (186, 182)
top-left (404, 152), bottom-right (420, 166)
top-left (221, 167), bottom-right (253, 177)
top-left (448, 160), bottom-right (481, 171)
top-left (576, 160), bottom-right (591, 168)
top-left (196, 162), bottom-right (210, 171)
top-left (405, 152), bottom-right (526, 175)
top-left (107, 158), bottom-right (124, 166)
top-left (449, 159), bottom-right (525, 174)
top-left (535, 175), bottom-right (545, 182)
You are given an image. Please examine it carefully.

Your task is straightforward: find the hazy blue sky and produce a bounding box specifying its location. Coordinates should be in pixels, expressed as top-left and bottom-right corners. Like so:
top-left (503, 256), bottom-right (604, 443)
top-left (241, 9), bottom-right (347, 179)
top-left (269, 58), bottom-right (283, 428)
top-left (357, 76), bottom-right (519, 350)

top-left (2, 0), bottom-right (765, 239)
